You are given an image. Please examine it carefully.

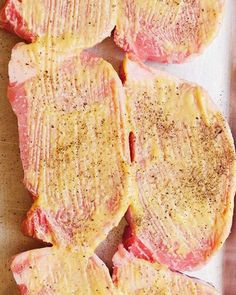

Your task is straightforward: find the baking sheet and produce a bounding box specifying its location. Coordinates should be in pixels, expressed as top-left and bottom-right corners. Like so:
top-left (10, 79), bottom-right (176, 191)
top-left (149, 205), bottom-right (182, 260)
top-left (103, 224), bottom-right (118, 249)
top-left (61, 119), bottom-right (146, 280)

top-left (0, 0), bottom-right (234, 294)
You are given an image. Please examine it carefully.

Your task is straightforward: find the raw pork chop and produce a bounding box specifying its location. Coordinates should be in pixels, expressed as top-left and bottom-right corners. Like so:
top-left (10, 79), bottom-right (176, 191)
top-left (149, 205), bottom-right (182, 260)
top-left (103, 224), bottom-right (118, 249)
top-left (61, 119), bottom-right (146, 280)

top-left (113, 245), bottom-right (219, 294)
top-left (0, 0), bottom-right (117, 47)
top-left (115, 0), bottom-right (224, 63)
top-left (11, 245), bottom-right (219, 294)
top-left (11, 247), bottom-right (118, 295)
top-left (8, 42), bottom-right (131, 250)
top-left (122, 55), bottom-right (236, 271)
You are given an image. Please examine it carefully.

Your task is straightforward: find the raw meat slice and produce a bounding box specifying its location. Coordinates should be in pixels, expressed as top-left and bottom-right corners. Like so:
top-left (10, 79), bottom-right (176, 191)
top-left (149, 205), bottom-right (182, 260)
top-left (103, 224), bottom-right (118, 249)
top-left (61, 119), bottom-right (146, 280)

top-left (114, 0), bottom-right (224, 63)
top-left (113, 245), bottom-right (219, 294)
top-left (0, 0), bottom-right (117, 47)
top-left (11, 247), bottom-right (118, 295)
top-left (122, 55), bottom-right (236, 271)
top-left (12, 244), bottom-right (219, 295)
top-left (8, 42), bottom-right (131, 250)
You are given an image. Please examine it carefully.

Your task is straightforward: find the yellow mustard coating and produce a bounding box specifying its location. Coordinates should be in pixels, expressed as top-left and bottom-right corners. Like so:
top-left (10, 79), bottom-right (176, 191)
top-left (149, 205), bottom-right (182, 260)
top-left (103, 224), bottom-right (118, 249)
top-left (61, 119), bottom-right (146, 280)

top-left (114, 246), bottom-right (219, 295)
top-left (13, 42), bottom-right (132, 251)
top-left (123, 56), bottom-right (236, 263)
top-left (12, 247), bottom-right (120, 295)
top-left (116, 0), bottom-right (224, 61)
top-left (21, 0), bottom-right (117, 47)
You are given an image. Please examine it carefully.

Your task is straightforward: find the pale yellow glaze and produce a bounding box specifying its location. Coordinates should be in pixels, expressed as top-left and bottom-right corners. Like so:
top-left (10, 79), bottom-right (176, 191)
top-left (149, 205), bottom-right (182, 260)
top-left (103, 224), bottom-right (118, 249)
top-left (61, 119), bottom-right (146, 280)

top-left (123, 56), bottom-right (236, 266)
top-left (114, 246), bottom-right (219, 295)
top-left (116, 0), bottom-right (224, 61)
top-left (12, 244), bottom-right (220, 294)
top-left (12, 247), bottom-right (120, 295)
top-left (21, 0), bottom-right (117, 48)
top-left (10, 43), bottom-right (131, 251)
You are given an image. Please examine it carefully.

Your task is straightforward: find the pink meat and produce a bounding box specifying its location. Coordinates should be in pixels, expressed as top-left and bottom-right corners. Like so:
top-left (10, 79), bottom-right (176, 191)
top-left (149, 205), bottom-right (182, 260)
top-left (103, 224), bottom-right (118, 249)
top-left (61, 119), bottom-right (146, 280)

top-left (11, 247), bottom-right (117, 294)
top-left (121, 55), bottom-right (236, 271)
top-left (0, 0), bottom-right (117, 47)
top-left (11, 244), bottom-right (220, 294)
top-left (112, 244), bottom-right (220, 294)
top-left (0, 0), bottom-right (34, 42)
top-left (8, 42), bottom-right (130, 249)
top-left (114, 0), bottom-right (224, 63)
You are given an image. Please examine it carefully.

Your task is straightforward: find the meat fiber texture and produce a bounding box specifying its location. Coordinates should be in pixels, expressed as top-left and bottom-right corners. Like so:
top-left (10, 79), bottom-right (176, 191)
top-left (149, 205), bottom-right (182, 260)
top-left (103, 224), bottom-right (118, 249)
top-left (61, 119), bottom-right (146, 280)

top-left (8, 52), bottom-right (236, 294)
top-left (11, 244), bottom-right (219, 294)
top-left (113, 245), bottom-right (220, 295)
top-left (7, 41), bottom-right (132, 293)
top-left (0, 0), bottom-right (224, 64)
top-left (11, 247), bottom-right (119, 295)
top-left (121, 56), bottom-right (236, 271)
top-left (8, 42), bottom-right (132, 251)
top-left (0, 0), bottom-right (117, 47)
top-left (114, 0), bottom-right (224, 63)
top-left (1, 1), bottom-right (235, 292)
